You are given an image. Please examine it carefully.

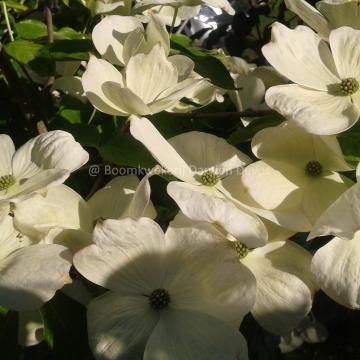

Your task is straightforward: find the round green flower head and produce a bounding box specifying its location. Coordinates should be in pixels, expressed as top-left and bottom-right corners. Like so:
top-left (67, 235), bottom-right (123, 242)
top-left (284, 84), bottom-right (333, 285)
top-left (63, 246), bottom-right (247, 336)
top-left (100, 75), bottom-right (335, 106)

top-left (340, 78), bottom-right (359, 96)
top-left (200, 170), bottom-right (219, 186)
top-left (305, 161), bottom-right (322, 177)
top-left (0, 175), bottom-right (15, 191)
top-left (149, 288), bottom-right (171, 310)
top-left (234, 241), bottom-right (249, 259)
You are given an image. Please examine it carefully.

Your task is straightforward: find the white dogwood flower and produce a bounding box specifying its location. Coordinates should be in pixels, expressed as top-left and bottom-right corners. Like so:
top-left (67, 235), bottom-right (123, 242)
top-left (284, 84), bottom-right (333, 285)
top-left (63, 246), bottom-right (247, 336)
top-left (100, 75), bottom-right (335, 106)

top-left (262, 23), bottom-right (360, 135)
top-left (0, 211), bottom-right (72, 311)
top-left (222, 121), bottom-right (352, 231)
top-left (169, 213), bottom-right (316, 335)
top-left (307, 165), bottom-right (360, 308)
top-left (0, 131), bottom-right (88, 205)
top-left (74, 217), bottom-right (251, 359)
top-left (130, 115), bottom-right (268, 245)
top-left (82, 44), bottom-right (200, 116)
top-left (285, 0), bottom-right (360, 38)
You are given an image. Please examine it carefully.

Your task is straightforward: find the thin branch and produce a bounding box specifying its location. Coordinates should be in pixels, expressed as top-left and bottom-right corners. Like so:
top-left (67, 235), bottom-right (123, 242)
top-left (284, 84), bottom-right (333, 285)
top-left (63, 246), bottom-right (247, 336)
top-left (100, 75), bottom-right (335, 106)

top-left (2, 2), bottom-right (14, 42)
top-left (170, 110), bottom-right (277, 118)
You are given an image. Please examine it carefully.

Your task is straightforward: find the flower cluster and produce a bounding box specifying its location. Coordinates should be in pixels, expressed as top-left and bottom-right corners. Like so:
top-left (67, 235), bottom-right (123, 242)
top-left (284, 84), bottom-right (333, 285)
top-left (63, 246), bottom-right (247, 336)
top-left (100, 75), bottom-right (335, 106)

top-left (2, 0), bottom-right (360, 358)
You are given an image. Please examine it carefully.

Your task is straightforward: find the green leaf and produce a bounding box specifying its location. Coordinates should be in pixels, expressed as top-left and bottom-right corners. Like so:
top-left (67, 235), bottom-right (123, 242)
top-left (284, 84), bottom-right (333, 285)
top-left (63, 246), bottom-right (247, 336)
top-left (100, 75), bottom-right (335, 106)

top-left (338, 124), bottom-right (360, 165)
top-left (5, 39), bottom-right (43, 64)
top-left (4, 0), bottom-right (28, 11)
top-left (15, 20), bottom-right (48, 40)
top-left (40, 292), bottom-right (92, 358)
top-left (227, 114), bottom-right (284, 145)
top-left (170, 34), bottom-right (235, 90)
top-left (98, 133), bottom-right (156, 168)
top-left (40, 39), bottom-right (93, 61)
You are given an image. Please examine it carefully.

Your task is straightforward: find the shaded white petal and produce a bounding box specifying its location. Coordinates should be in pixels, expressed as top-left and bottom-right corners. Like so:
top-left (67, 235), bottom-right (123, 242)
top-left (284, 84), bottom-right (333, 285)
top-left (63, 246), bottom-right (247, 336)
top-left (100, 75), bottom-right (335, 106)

top-left (311, 235), bottom-right (360, 309)
top-left (13, 184), bottom-right (93, 241)
top-left (309, 182), bottom-right (360, 240)
top-left (126, 45), bottom-right (178, 104)
top-left (0, 244), bottom-right (71, 311)
top-left (0, 213), bottom-right (32, 261)
top-left (168, 55), bottom-right (194, 81)
top-left (88, 292), bottom-right (158, 360)
top-left (0, 135), bottom-right (15, 176)
top-left (243, 240), bottom-right (315, 334)
top-left (169, 131), bottom-right (251, 176)
top-left (92, 16), bottom-right (143, 66)
top-left (12, 130), bottom-right (89, 177)
top-left (317, 1), bottom-right (360, 30)
top-left (129, 116), bottom-right (197, 183)
top-left (145, 13), bottom-right (170, 56)
top-left (166, 216), bottom-right (257, 322)
top-left (3, 169), bottom-right (69, 204)
top-left (102, 82), bottom-right (150, 115)
top-left (329, 26), bottom-right (360, 79)
top-left (262, 23), bottom-right (339, 90)
top-left (239, 160), bottom-right (307, 211)
top-left (18, 311), bottom-right (44, 347)
top-left (203, 0), bottom-right (235, 15)
top-left (221, 173), bottom-right (312, 232)
top-left (302, 172), bottom-right (349, 225)
top-left (252, 121), bottom-right (351, 171)
top-left (88, 175), bottom-right (155, 221)
top-left (148, 78), bottom-right (202, 113)
top-left (265, 84), bottom-right (360, 135)
top-left (82, 56), bottom-right (128, 116)
top-left (74, 218), bottom-right (166, 293)
top-left (284, 0), bottom-right (329, 37)
top-left (144, 309), bottom-right (248, 360)
top-left (167, 181), bottom-right (267, 248)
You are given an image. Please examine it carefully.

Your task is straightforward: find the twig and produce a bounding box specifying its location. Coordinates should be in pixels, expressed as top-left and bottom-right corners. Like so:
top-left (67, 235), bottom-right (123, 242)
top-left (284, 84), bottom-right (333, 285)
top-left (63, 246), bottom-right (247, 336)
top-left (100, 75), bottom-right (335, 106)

top-left (170, 7), bottom-right (179, 34)
top-left (2, 2), bottom-right (14, 42)
top-left (170, 110), bottom-right (277, 118)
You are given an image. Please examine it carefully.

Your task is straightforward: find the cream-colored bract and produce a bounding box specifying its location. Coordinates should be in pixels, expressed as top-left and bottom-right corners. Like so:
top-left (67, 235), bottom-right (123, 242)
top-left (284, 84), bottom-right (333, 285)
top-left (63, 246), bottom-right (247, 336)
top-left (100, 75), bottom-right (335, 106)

top-left (0, 131), bottom-right (89, 205)
top-left (262, 24), bottom-right (360, 135)
top-left (308, 168), bottom-right (360, 309)
top-left (0, 212), bottom-right (72, 311)
top-left (82, 45), bottom-right (201, 116)
top-left (169, 213), bottom-right (316, 335)
top-left (285, 0), bottom-right (360, 38)
top-left (73, 217), bottom-right (250, 359)
top-left (223, 121), bottom-right (352, 231)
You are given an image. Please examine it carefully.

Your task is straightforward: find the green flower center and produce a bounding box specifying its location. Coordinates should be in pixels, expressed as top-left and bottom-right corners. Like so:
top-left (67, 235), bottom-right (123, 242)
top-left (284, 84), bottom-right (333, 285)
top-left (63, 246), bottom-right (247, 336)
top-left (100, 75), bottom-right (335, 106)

top-left (149, 288), bottom-right (170, 310)
top-left (0, 175), bottom-right (15, 191)
top-left (305, 161), bottom-right (322, 177)
top-left (340, 78), bottom-right (359, 95)
top-left (200, 170), bottom-right (219, 186)
top-left (233, 241), bottom-right (249, 259)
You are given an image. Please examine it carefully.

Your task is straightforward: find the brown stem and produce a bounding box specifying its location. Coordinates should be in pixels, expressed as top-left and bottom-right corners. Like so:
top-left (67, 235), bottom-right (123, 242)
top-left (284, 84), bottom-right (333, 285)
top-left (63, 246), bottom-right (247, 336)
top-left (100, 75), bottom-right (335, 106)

top-left (170, 110), bottom-right (277, 118)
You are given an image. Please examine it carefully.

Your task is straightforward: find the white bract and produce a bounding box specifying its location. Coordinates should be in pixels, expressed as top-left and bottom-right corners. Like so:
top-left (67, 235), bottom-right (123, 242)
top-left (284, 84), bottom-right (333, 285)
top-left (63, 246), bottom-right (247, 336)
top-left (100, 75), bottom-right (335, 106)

top-left (133, 0), bottom-right (235, 16)
top-left (285, 0), bottom-right (360, 38)
top-left (82, 44), bottom-right (200, 116)
top-left (222, 121), bottom-right (352, 231)
top-left (0, 211), bottom-right (72, 311)
top-left (92, 14), bottom-right (169, 66)
top-left (130, 115), bottom-right (268, 245)
top-left (0, 131), bottom-right (88, 206)
top-left (74, 217), bottom-right (251, 359)
top-left (308, 165), bottom-right (360, 309)
top-left (169, 214), bottom-right (316, 335)
top-left (262, 23), bottom-right (360, 135)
